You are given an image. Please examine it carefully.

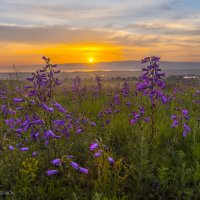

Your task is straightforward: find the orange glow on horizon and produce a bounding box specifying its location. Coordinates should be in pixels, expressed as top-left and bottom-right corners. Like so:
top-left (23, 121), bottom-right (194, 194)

top-left (0, 43), bottom-right (124, 66)
top-left (1, 40), bottom-right (200, 68)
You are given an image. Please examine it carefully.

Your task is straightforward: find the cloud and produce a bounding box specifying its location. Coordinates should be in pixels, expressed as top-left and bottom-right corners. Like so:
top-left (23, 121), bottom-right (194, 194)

top-left (125, 21), bottom-right (200, 36)
top-left (0, 1), bottom-right (134, 26)
top-left (0, 25), bottom-right (112, 44)
top-left (110, 34), bottom-right (162, 47)
top-left (160, 0), bottom-right (180, 10)
top-left (0, 0), bottom-right (191, 27)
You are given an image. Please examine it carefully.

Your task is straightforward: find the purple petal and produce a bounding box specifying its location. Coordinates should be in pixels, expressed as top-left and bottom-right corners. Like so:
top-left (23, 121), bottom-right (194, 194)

top-left (108, 157), bottom-right (115, 165)
top-left (51, 159), bottom-right (61, 166)
top-left (32, 151), bottom-right (37, 157)
top-left (182, 109), bottom-right (189, 116)
top-left (94, 150), bottom-right (103, 158)
top-left (9, 145), bottom-right (14, 151)
top-left (13, 98), bottom-right (24, 103)
top-left (70, 161), bottom-right (79, 170)
top-left (47, 169), bottom-right (58, 176)
top-left (20, 147), bottom-right (29, 152)
top-left (79, 167), bottom-right (89, 174)
top-left (89, 143), bottom-right (98, 151)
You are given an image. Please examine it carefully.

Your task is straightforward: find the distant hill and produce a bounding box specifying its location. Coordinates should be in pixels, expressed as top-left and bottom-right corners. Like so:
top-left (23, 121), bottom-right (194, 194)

top-left (0, 60), bottom-right (199, 79)
top-left (58, 61), bottom-right (200, 74)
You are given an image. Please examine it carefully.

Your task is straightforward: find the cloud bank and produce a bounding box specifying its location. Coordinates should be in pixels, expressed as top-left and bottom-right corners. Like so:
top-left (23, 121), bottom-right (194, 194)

top-left (0, 0), bottom-right (200, 66)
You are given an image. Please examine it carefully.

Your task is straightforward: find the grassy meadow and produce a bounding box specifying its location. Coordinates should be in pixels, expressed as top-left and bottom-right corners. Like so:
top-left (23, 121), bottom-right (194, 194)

top-left (0, 57), bottom-right (200, 200)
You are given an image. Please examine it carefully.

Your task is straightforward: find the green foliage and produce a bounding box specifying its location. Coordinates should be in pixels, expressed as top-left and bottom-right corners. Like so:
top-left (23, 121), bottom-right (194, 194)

top-left (0, 77), bottom-right (200, 199)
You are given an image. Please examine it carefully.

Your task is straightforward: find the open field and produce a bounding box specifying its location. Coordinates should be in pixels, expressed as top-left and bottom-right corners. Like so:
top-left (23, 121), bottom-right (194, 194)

top-left (0, 57), bottom-right (200, 199)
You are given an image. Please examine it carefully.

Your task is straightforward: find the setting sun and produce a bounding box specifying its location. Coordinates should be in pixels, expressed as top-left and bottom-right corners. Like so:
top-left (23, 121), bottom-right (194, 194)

top-left (89, 57), bottom-right (94, 63)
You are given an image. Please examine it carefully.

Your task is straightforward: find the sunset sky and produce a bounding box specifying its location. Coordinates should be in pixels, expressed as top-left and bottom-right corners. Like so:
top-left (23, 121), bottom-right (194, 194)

top-left (1, 0), bottom-right (200, 67)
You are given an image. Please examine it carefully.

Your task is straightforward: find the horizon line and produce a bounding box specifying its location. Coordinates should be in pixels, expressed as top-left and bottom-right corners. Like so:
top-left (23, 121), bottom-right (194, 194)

top-left (1, 59), bottom-right (200, 68)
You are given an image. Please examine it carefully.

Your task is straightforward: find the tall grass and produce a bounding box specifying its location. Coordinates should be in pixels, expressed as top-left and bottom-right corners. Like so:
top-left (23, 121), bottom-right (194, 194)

top-left (0, 57), bottom-right (200, 199)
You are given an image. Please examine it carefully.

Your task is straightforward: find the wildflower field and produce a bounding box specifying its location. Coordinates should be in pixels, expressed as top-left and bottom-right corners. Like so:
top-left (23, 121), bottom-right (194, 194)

top-left (0, 56), bottom-right (200, 200)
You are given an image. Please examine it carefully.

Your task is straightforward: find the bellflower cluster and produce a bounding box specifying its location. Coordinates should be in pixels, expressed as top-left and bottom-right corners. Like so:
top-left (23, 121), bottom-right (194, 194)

top-left (171, 108), bottom-right (191, 137)
top-left (54, 102), bottom-right (66, 113)
top-left (8, 144), bottom-right (30, 152)
top-left (1, 55), bottom-right (125, 187)
top-left (98, 107), bottom-right (112, 118)
top-left (113, 94), bottom-right (120, 105)
top-left (95, 75), bottom-right (102, 92)
top-left (136, 56), bottom-right (168, 106)
top-left (70, 161), bottom-right (89, 174)
top-left (4, 57), bottom-right (98, 156)
top-left (41, 103), bottom-right (54, 113)
top-left (26, 56), bottom-right (60, 103)
top-left (130, 107), bottom-right (149, 125)
top-left (193, 89), bottom-right (200, 104)
top-left (72, 76), bottom-right (81, 94)
top-left (98, 107), bottom-right (113, 127)
top-left (89, 141), bottom-right (115, 165)
top-left (2, 105), bottom-right (16, 116)
top-left (0, 90), bottom-right (7, 99)
top-left (71, 76), bottom-right (85, 102)
top-left (5, 118), bottom-right (18, 129)
top-left (121, 82), bottom-right (130, 97)
top-left (47, 155), bottom-right (89, 176)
